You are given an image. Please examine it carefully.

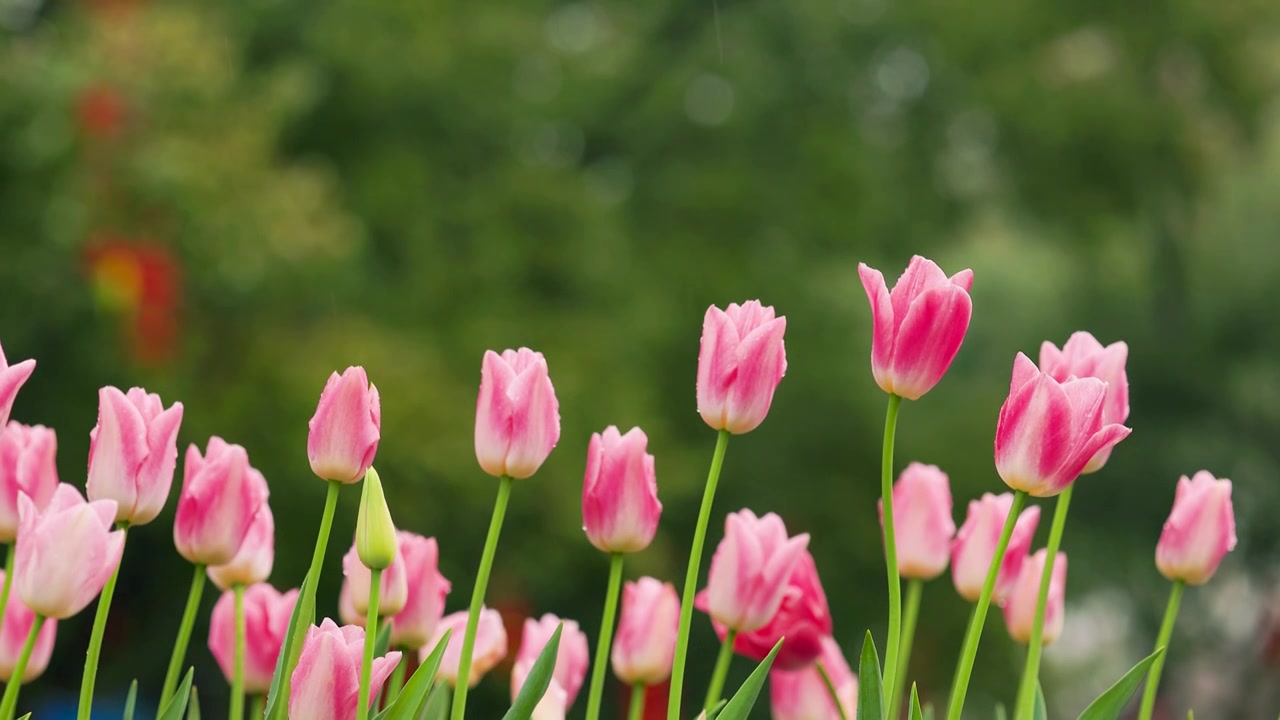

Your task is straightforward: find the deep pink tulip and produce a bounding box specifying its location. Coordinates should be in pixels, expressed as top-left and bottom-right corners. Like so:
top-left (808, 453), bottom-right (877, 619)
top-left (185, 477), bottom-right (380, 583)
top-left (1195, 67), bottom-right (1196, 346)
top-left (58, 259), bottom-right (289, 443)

top-left (0, 573), bottom-right (57, 684)
top-left (696, 300), bottom-right (788, 434)
top-left (289, 618), bottom-right (401, 720)
top-left (582, 426), bottom-right (662, 553)
top-left (474, 348), bottom-right (561, 480)
top-left (15, 483), bottom-right (124, 619)
top-left (878, 462), bottom-right (955, 580)
top-left (514, 614), bottom-right (590, 708)
top-left (701, 509), bottom-right (809, 633)
top-left (951, 493), bottom-right (1040, 604)
top-left (0, 422), bottom-right (59, 543)
top-left (611, 577), bottom-right (680, 685)
top-left (0, 343), bottom-right (35, 432)
top-left (1003, 550), bottom-right (1068, 646)
top-left (208, 584), bottom-right (298, 693)
top-left (1039, 332), bottom-right (1130, 473)
top-left (1156, 471), bottom-right (1237, 585)
top-left (768, 636), bottom-right (857, 720)
top-left (428, 607), bottom-right (507, 687)
top-left (389, 533), bottom-right (451, 649)
top-left (86, 386), bottom-right (184, 525)
top-left (307, 367), bottom-right (381, 483)
top-left (207, 503), bottom-right (274, 592)
top-left (342, 542), bottom-right (408, 617)
top-left (174, 438), bottom-right (271, 566)
top-left (858, 256), bottom-right (974, 400)
top-left (994, 353), bottom-right (1132, 497)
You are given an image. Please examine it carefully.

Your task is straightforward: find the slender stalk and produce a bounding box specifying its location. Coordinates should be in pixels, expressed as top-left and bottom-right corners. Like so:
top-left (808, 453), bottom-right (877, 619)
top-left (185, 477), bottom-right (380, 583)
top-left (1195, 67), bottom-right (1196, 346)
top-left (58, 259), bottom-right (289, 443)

top-left (586, 552), bottom-right (626, 720)
top-left (667, 429), bottom-right (731, 720)
top-left (250, 695), bottom-right (265, 720)
top-left (231, 584), bottom-right (247, 720)
top-left (0, 614), bottom-right (45, 720)
top-left (450, 475), bottom-right (514, 720)
top-left (1014, 485), bottom-right (1073, 720)
top-left (888, 578), bottom-right (924, 719)
top-left (1137, 581), bottom-right (1185, 720)
top-left (160, 563), bottom-right (208, 707)
top-left (0, 543), bottom-right (14, 638)
top-left (817, 662), bottom-right (849, 720)
top-left (357, 568), bottom-right (383, 720)
top-left (385, 652), bottom-right (408, 705)
top-left (79, 524), bottom-right (129, 720)
top-left (880, 394), bottom-right (904, 702)
top-left (703, 628), bottom-right (738, 710)
top-left (944, 490), bottom-right (1027, 720)
top-left (627, 685), bottom-right (647, 720)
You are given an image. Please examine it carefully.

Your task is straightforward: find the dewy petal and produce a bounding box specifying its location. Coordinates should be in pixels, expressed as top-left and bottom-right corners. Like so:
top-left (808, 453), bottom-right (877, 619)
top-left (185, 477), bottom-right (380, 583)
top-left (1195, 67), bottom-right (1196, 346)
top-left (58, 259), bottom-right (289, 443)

top-left (502, 354), bottom-right (560, 479)
top-left (475, 351), bottom-right (517, 478)
top-left (697, 306), bottom-right (739, 430)
top-left (858, 264), bottom-right (895, 393)
top-left (723, 315), bottom-right (787, 434)
top-left (888, 284), bottom-right (972, 400)
top-left (85, 386), bottom-right (148, 521)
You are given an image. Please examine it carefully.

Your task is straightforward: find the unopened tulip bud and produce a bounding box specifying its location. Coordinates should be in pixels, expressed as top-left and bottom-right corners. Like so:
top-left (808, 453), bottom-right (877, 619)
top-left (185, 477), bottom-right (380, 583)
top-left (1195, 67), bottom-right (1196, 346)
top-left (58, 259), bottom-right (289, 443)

top-left (289, 619), bottom-right (401, 720)
top-left (209, 584), bottom-right (298, 693)
top-left (0, 575), bottom-right (57, 684)
top-left (1156, 471), bottom-right (1237, 585)
top-left (174, 438), bottom-right (271, 566)
top-left (878, 462), bottom-right (955, 580)
top-left (429, 608), bottom-right (508, 687)
top-left (768, 636), bottom-right (858, 720)
top-left (16, 483), bottom-right (124, 619)
top-left (474, 348), bottom-right (561, 479)
top-left (611, 578), bottom-right (679, 685)
top-left (0, 422), bottom-right (60, 543)
top-left (356, 467), bottom-right (397, 570)
top-left (342, 542), bottom-right (408, 617)
top-left (86, 386), bottom-right (184, 525)
top-left (0, 343), bottom-right (35, 432)
top-left (582, 426), bottom-right (662, 553)
top-left (696, 300), bottom-right (788, 434)
top-left (389, 533), bottom-right (450, 649)
top-left (951, 493), bottom-right (1040, 604)
top-left (1003, 550), bottom-right (1068, 646)
top-left (307, 367), bottom-right (381, 484)
top-left (207, 504), bottom-right (274, 592)
top-left (1039, 332), bottom-right (1130, 473)
top-left (701, 509), bottom-right (809, 633)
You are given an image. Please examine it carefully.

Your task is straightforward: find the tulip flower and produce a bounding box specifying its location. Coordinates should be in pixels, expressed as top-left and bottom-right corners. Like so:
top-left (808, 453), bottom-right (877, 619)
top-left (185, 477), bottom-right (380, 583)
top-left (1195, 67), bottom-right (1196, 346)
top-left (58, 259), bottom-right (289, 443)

top-left (514, 614), bottom-right (590, 708)
top-left (1003, 550), bottom-right (1067, 646)
top-left (1156, 471), bottom-right (1237, 585)
top-left (611, 578), bottom-right (680, 685)
top-left (951, 493), bottom-right (1040, 604)
top-left (207, 503), bottom-right (274, 592)
top-left (0, 344), bottom-right (35, 432)
top-left (768, 636), bottom-right (858, 720)
top-left (582, 426), bottom-right (662, 554)
top-left (86, 386), bottom-right (184, 525)
top-left (342, 543), bottom-right (409, 617)
top-left (0, 575), bottom-right (56, 684)
top-left (474, 348), bottom-right (561, 479)
top-left (428, 607), bottom-right (507, 688)
top-left (0, 422), bottom-right (59, 543)
top-left (339, 582), bottom-right (363, 627)
top-left (389, 533), bottom-right (450, 649)
top-left (994, 353), bottom-right (1132, 497)
top-left (173, 439), bottom-right (271, 566)
top-left (1039, 332), bottom-right (1130, 473)
top-left (307, 367), bottom-right (381, 484)
top-left (700, 510), bottom-right (809, 633)
top-left (878, 462), bottom-right (956, 580)
top-left (696, 300), bottom-right (788, 434)
top-left (208, 584), bottom-right (298, 693)
top-left (857, 256), bottom-right (973, 400)
top-left (15, 483), bottom-right (124, 619)
top-left (289, 618), bottom-right (402, 720)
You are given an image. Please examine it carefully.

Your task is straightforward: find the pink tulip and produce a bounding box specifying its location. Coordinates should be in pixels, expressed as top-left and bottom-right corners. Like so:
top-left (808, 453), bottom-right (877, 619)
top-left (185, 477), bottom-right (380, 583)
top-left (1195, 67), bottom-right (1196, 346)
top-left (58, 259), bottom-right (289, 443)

top-left (15, 483), bottom-right (124, 619)
top-left (696, 301), bottom-right (788, 434)
top-left (0, 343), bottom-right (35, 432)
top-left (208, 584), bottom-right (298, 693)
top-left (1039, 332), bottom-right (1129, 474)
top-left (994, 353), bottom-right (1132, 497)
top-left (878, 462), bottom-right (956, 580)
top-left (1156, 472), bottom-right (1237, 585)
top-left (173, 438), bottom-right (271, 566)
top-left (289, 618), bottom-right (401, 720)
top-left (582, 426), bottom-right (662, 553)
top-left (514, 614), bottom-right (590, 708)
top-left (307, 367), bottom-right (381, 483)
top-left (338, 581), bottom-right (363, 627)
top-left (389, 533), bottom-right (451, 649)
top-left (1003, 550), bottom-right (1068, 646)
top-left (0, 573), bottom-right (57, 684)
top-left (0, 422), bottom-right (59, 543)
top-left (86, 386), bottom-right (184, 525)
top-left (701, 509), bottom-right (809, 633)
top-left (474, 348), bottom-right (561, 479)
top-left (207, 503), bottom-right (274, 592)
top-left (858, 256), bottom-right (974, 400)
top-left (611, 577), bottom-right (680, 685)
top-left (768, 636), bottom-right (858, 720)
top-left (512, 660), bottom-right (570, 720)
top-left (342, 542), bottom-right (409, 617)
top-left (951, 493), bottom-right (1041, 604)
top-left (428, 607), bottom-right (508, 687)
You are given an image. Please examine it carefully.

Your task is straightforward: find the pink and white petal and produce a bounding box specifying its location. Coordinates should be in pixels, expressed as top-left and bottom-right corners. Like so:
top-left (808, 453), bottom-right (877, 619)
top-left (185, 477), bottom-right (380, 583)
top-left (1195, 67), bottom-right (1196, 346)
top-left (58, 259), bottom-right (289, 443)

top-left (887, 256), bottom-right (950, 325)
top-left (502, 359), bottom-right (560, 479)
top-left (474, 351), bottom-right (517, 477)
top-left (0, 359), bottom-right (36, 427)
top-left (949, 267), bottom-right (975, 292)
top-left (86, 387), bottom-right (148, 516)
top-left (696, 306), bottom-right (740, 429)
top-left (132, 402), bottom-right (184, 524)
top-left (995, 374), bottom-right (1073, 493)
top-left (857, 264), bottom-right (895, 391)
top-left (887, 285), bottom-right (972, 400)
top-left (724, 316), bottom-right (787, 433)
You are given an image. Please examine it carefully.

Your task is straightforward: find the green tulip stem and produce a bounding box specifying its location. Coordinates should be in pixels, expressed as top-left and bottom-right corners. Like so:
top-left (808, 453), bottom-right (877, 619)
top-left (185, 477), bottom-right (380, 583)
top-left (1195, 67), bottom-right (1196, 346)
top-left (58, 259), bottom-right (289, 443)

top-left (704, 628), bottom-right (737, 710)
top-left (879, 393), bottom-right (904, 705)
top-left (0, 543), bottom-right (14, 639)
top-left (1014, 485), bottom-right (1072, 720)
top-left (161, 562), bottom-right (208, 707)
top-left (0, 613), bottom-right (46, 720)
top-left (231, 583), bottom-right (247, 720)
top-left (627, 685), bottom-right (647, 720)
top-left (888, 577), bottom-right (924, 720)
top-left (1137, 580), bottom-right (1185, 720)
top-left (817, 661), bottom-right (849, 720)
top-left (357, 568), bottom-right (383, 720)
top-left (585, 552), bottom-right (625, 720)
top-left (79, 523), bottom-right (129, 720)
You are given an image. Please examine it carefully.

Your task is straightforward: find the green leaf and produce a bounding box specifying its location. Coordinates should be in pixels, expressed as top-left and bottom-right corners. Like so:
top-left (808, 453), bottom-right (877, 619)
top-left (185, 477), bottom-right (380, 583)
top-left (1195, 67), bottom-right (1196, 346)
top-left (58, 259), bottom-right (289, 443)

top-left (500, 624), bottom-right (563, 720)
top-left (420, 682), bottom-right (451, 720)
top-left (1034, 682), bottom-right (1048, 720)
top-left (923, 702), bottom-right (935, 720)
top-left (996, 703), bottom-right (1009, 720)
top-left (157, 668), bottom-right (195, 720)
top-left (1076, 648), bottom-right (1165, 720)
top-left (374, 619), bottom-right (393, 662)
top-left (16, 714), bottom-right (30, 720)
top-left (187, 687), bottom-right (201, 720)
top-left (856, 631), bottom-right (885, 720)
top-left (123, 679), bottom-right (138, 720)
top-left (377, 628), bottom-right (452, 720)
top-left (715, 637), bottom-right (783, 720)
top-left (909, 684), bottom-right (924, 720)
top-left (704, 698), bottom-right (727, 719)
top-left (264, 575), bottom-right (315, 720)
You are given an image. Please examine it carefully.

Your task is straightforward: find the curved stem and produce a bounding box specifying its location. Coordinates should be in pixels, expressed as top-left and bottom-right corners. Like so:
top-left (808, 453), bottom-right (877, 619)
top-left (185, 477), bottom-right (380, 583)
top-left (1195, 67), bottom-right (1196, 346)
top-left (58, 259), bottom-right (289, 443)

top-left (161, 563), bottom-right (208, 707)
top-left (1137, 581), bottom-right (1184, 720)
top-left (585, 552), bottom-right (626, 720)
top-left (450, 475), bottom-right (514, 720)
top-left (817, 661), bottom-right (849, 720)
top-left (944, 490), bottom-right (1027, 720)
top-left (357, 568), bottom-right (383, 720)
top-left (0, 543), bottom-right (14, 638)
top-left (703, 628), bottom-right (737, 710)
top-left (231, 583), bottom-right (247, 720)
top-left (627, 685), bottom-right (646, 720)
top-left (880, 394), bottom-right (904, 703)
top-left (385, 651), bottom-right (408, 706)
top-left (667, 429), bottom-right (731, 720)
top-left (1014, 485), bottom-right (1073, 720)
top-left (79, 524), bottom-right (129, 720)
top-left (0, 614), bottom-right (45, 720)
top-left (888, 578), bottom-right (924, 720)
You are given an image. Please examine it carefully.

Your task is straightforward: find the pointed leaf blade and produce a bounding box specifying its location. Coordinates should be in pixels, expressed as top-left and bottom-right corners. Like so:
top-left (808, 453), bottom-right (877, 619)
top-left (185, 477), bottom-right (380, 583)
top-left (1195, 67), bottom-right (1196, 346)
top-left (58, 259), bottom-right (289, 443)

top-left (264, 575), bottom-right (315, 720)
top-left (500, 624), bottom-right (563, 720)
top-left (996, 703), bottom-right (1009, 720)
top-left (713, 637), bottom-right (783, 720)
top-left (157, 668), bottom-right (196, 720)
top-left (1076, 648), bottom-right (1165, 720)
top-left (420, 682), bottom-right (451, 720)
top-left (187, 687), bottom-right (202, 720)
top-left (910, 684), bottom-right (924, 720)
top-left (379, 628), bottom-right (452, 720)
top-left (123, 679), bottom-right (139, 720)
top-left (1034, 682), bottom-right (1048, 720)
top-left (856, 631), bottom-right (885, 720)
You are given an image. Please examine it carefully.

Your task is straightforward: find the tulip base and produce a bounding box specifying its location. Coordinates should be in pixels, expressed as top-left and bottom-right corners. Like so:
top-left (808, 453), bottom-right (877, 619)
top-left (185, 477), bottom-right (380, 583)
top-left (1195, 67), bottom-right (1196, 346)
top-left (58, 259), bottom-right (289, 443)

top-left (1013, 485), bottom-right (1072, 720)
top-left (231, 583), bottom-right (247, 720)
top-left (817, 661), bottom-right (849, 720)
top-left (585, 552), bottom-right (625, 720)
top-left (0, 613), bottom-right (45, 720)
top-left (160, 563), bottom-right (207, 708)
top-left (704, 628), bottom-right (737, 710)
top-left (627, 685), bottom-right (646, 720)
top-left (1137, 580), bottom-right (1184, 720)
top-left (78, 524), bottom-right (128, 720)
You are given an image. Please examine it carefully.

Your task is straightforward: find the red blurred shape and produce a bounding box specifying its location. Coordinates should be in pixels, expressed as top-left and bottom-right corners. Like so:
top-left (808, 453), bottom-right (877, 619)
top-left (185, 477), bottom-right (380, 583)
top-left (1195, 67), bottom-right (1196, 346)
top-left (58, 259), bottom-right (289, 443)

top-left (84, 238), bottom-right (181, 366)
top-left (76, 84), bottom-right (127, 141)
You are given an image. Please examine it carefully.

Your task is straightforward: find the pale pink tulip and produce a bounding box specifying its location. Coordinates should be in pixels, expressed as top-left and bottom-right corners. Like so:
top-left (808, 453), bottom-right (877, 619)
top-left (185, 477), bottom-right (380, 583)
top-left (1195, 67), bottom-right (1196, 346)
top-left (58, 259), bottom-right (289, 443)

top-left (207, 503), bottom-right (274, 591)
top-left (174, 438), bottom-right (270, 566)
top-left (1039, 332), bottom-right (1130, 473)
top-left (512, 661), bottom-right (569, 720)
top-left (582, 426), bottom-right (662, 553)
top-left (208, 584), bottom-right (298, 693)
top-left (307, 367), bottom-right (381, 483)
top-left (696, 301), bottom-right (788, 434)
top-left (389, 533), bottom-right (450, 649)
top-left (768, 636), bottom-right (857, 720)
top-left (878, 462), bottom-right (955, 580)
top-left (338, 581), bottom-right (363, 627)
top-left (1003, 550), bottom-right (1068, 646)
top-left (0, 573), bottom-right (56, 684)
top-left (0, 343), bottom-right (35, 432)
top-left (428, 607), bottom-right (508, 687)
top-left (951, 493), bottom-right (1041, 604)
top-left (514, 614), bottom-right (590, 708)
top-left (474, 348), bottom-right (561, 479)
top-left (611, 577), bottom-right (680, 685)
top-left (858, 255), bottom-right (974, 400)
top-left (15, 483), bottom-right (124, 619)
top-left (701, 509), bottom-right (809, 633)
top-left (342, 542), bottom-right (408, 617)
top-left (0, 422), bottom-right (59, 543)
top-left (289, 618), bottom-right (401, 720)
top-left (86, 386), bottom-right (184, 525)
top-left (1156, 472), bottom-right (1237, 585)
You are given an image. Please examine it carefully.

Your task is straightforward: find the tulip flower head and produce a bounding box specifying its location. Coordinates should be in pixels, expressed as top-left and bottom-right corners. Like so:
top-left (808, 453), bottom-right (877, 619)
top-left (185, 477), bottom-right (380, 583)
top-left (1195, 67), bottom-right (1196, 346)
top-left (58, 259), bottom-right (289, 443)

top-left (307, 367), bottom-right (381, 484)
top-left (878, 462), bottom-right (956, 580)
top-left (0, 422), bottom-right (59, 543)
top-left (1156, 471), bottom-right (1237, 585)
top-left (389, 533), bottom-right (451, 649)
top-left (474, 348), bottom-right (561, 479)
top-left (1003, 550), bottom-right (1068, 646)
top-left (86, 385), bottom-right (184, 525)
top-left (342, 542), bottom-right (409, 617)
top-left (951, 493), bottom-right (1041, 604)
top-left (700, 509), bottom-right (810, 633)
top-left (208, 584), bottom-right (298, 693)
top-left (207, 503), bottom-right (274, 591)
top-left (582, 426), bottom-right (662, 553)
top-left (429, 608), bottom-right (508, 687)
top-left (0, 576), bottom-right (57, 684)
top-left (611, 577), bottom-right (680, 685)
top-left (768, 636), bottom-right (858, 720)
top-left (173, 438), bottom-right (271, 566)
top-left (513, 614), bottom-right (590, 708)
top-left (15, 483), bottom-right (125, 619)
top-left (1039, 332), bottom-right (1130, 474)
top-left (0, 343), bottom-right (35, 432)
top-left (289, 618), bottom-right (401, 720)
top-left (696, 300), bottom-right (788, 434)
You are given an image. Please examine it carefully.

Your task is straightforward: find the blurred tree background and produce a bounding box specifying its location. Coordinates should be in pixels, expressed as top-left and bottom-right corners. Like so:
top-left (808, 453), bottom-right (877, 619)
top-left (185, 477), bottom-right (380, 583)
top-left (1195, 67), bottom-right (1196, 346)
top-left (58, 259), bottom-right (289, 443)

top-left (2, 0), bottom-right (1280, 716)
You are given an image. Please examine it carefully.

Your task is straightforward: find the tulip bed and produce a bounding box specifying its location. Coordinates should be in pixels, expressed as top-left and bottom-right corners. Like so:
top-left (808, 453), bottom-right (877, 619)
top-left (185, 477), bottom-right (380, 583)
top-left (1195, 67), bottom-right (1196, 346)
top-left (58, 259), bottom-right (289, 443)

top-left (0, 254), bottom-right (1236, 720)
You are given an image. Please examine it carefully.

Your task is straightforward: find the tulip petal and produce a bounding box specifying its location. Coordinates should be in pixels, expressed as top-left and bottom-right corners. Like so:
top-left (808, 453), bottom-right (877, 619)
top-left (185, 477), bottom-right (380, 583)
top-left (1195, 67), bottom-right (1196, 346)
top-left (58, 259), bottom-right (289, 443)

top-left (724, 316), bottom-right (787, 434)
top-left (0, 359), bottom-right (35, 429)
top-left (130, 402), bottom-right (183, 525)
top-left (995, 370), bottom-right (1073, 494)
top-left (86, 387), bottom-right (148, 521)
top-left (474, 351), bottom-right (517, 477)
top-left (887, 256), bottom-right (950, 328)
top-left (889, 284), bottom-right (972, 400)
top-left (502, 356), bottom-right (560, 479)
top-left (949, 268), bottom-right (975, 292)
top-left (696, 306), bottom-right (740, 429)
top-left (858, 264), bottom-right (894, 392)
